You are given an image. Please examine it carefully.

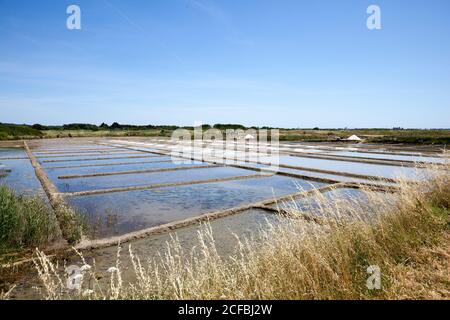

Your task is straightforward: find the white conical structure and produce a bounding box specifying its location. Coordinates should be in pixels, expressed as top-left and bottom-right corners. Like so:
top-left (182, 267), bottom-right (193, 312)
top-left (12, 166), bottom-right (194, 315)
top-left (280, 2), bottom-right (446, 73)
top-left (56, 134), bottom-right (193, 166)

top-left (244, 134), bottom-right (255, 140)
top-left (346, 135), bottom-right (362, 141)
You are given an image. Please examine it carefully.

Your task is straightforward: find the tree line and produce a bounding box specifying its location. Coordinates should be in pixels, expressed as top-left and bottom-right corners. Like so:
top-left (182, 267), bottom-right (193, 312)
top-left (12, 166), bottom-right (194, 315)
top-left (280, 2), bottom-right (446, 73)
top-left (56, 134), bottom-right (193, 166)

top-left (27, 123), bottom-right (272, 131)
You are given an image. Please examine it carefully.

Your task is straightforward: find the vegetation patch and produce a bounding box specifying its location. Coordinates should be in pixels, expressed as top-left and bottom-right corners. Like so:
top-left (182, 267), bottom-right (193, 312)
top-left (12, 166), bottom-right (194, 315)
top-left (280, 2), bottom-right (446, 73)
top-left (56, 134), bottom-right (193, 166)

top-left (0, 123), bottom-right (43, 140)
top-left (2, 122), bottom-right (449, 145)
top-left (0, 185), bottom-right (58, 255)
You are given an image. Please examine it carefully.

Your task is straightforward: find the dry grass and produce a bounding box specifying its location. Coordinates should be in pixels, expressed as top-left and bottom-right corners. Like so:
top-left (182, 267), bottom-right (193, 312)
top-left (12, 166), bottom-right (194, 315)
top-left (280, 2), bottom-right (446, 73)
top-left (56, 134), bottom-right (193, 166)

top-left (23, 162), bottom-right (450, 300)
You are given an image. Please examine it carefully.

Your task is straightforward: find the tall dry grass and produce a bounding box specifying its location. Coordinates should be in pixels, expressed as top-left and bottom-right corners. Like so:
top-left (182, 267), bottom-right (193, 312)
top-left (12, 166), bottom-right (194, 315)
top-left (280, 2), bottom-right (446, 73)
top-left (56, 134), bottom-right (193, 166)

top-left (31, 162), bottom-right (449, 300)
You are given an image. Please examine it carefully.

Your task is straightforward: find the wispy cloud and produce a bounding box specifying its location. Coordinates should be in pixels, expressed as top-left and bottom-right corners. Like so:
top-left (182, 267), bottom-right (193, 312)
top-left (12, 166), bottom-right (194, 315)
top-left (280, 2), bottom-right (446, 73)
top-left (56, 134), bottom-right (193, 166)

top-left (101, 0), bottom-right (183, 63)
top-left (185, 0), bottom-right (254, 46)
top-left (187, 0), bottom-right (232, 29)
top-left (102, 0), bottom-right (144, 32)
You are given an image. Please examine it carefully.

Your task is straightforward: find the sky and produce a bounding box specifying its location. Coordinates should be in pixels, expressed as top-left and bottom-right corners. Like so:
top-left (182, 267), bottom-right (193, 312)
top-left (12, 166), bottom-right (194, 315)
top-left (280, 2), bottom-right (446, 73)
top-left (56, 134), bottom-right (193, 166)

top-left (0, 0), bottom-right (449, 128)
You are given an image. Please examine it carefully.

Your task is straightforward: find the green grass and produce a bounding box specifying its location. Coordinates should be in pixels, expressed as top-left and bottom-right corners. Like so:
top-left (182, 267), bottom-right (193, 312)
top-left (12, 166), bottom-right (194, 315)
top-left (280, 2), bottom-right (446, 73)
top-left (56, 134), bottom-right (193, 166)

top-left (1, 121), bottom-right (449, 145)
top-left (42, 129), bottom-right (170, 139)
top-left (0, 124), bottom-right (43, 140)
top-left (43, 128), bottom-right (450, 145)
top-left (52, 200), bottom-right (84, 245)
top-left (278, 128), bottom-right (450, 144)
top-left (0, 185), bottom-right (58, 255)
top-left (369, 136), bottom-right (450, 144)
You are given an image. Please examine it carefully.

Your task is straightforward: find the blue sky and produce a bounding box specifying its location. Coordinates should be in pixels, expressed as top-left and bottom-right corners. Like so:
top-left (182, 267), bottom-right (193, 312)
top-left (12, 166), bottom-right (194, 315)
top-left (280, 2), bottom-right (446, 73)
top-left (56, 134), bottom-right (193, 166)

top-left (0, 0), bottom-right (449, 128)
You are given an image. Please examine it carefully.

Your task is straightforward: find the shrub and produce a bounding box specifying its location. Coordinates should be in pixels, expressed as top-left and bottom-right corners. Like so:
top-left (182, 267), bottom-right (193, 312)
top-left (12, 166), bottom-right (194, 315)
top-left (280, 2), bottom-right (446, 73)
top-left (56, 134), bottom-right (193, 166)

top-left (0, 185), bottom-right (58, 254)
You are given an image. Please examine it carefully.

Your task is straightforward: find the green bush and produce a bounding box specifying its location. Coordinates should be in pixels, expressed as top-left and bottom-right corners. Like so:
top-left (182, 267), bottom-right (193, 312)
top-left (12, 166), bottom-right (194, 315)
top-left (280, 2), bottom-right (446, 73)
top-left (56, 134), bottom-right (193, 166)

top-left (0, 185), bottom-right (58, 254)
top-left (0, 123), bottom-right (43, 140)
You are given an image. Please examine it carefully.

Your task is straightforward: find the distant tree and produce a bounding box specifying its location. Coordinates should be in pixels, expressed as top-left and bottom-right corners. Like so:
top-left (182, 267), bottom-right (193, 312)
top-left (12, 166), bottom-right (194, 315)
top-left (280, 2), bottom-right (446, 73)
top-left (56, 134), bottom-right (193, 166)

top-left (313, 127), bottom-right (320, 130)
top-left (110, 122), bottom-right (121, 129)
top-left (32, 124), bottom-right (45, 130)
top-left (213, 124), bottom-right (246, 130)
top-left (62, 123), bottom-right (98, 131)
top-left (99, 122), bottom-right (109, 129)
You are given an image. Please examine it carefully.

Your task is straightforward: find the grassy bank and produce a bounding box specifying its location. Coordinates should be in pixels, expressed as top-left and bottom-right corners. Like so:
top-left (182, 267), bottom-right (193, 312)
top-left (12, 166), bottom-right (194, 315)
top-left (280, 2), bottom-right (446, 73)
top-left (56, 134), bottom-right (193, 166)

top-left (0, 124), bottom-right (42, 140)
top-left (36, 129), bottom-right (450, 145)
top-left (0, 185), bottom-right (58, 255)
top-left (1, 122), bottom-right (449, 145)
top-left (42, 129), bottom-right (169, 139)
top-left (28, 162), bottom-right (449, 300)
top-left (278, 128), bottom-right (450, 144)
top-left (0, 184), bottom-right (87, 257)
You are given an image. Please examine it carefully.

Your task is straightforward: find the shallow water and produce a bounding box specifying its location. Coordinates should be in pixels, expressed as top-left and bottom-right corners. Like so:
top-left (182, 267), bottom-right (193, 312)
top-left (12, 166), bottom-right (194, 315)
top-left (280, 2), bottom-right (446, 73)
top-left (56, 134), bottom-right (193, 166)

top-left (271, 167), bottom-right (391, 184)
top-left (0, 140), bottom-right (435, 244)
top-left (116, 142), bottom-right (426, 180)
top-left (36, 152), bottom-right (143, 160)
top-left (9, 208), bottom-right (289, 299)
top-left (136, 140), bottom-right (446, 164)
top-left (318, 151), bottom-right (445, 163)
top-left (40, 155), bottom-right (172, 168)
top-left (223, 154), bottom-right (422, 180)
top-left (92, 208), bottom-right (283, 264)
top-left (276, 155), bottom-right (421, 179)
top-left (54, 166), bottom-right (258, 193)
top-left (0, 149), bottom-right (45, 197)
top-left (66, 176), bottom-right (324, 237)
top-left (270, 187), bottom-right (397, 223)
top-left (87, 208), bottom-right (283, 269)
top-left (0, 148), bottom-right (27, 159)
top-left (45, 160), bottom-right (209, 179)
top-left (5, 139), bottom-right (443, 299)
top-left (270, 188), bottom-right (367, 211)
